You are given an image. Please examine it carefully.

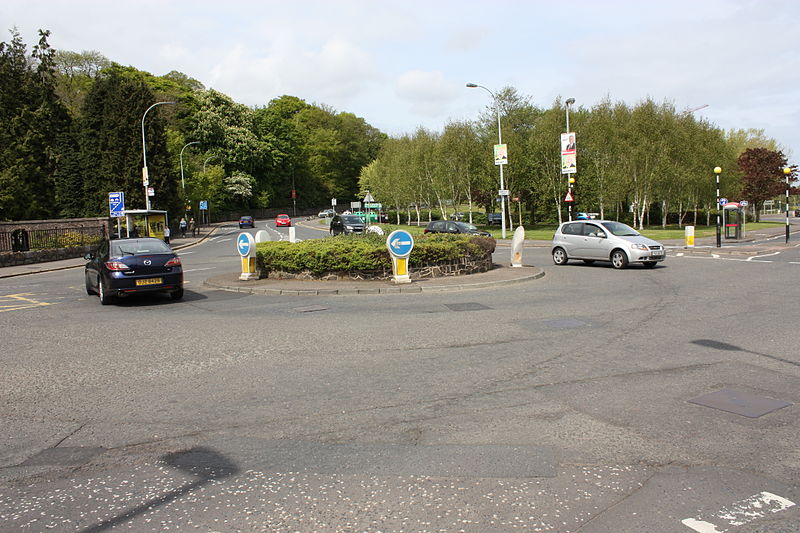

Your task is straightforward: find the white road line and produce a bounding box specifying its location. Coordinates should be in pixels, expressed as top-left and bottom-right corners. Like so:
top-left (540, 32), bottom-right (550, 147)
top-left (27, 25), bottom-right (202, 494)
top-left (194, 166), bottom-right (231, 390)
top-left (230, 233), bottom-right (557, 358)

top-left (747, 251), bottom-right (780, 261)
top-left (682, 491), bottom-right (795, 532)
top-left (178, 251), bottom-right (193, 254)
top-left (183, 267), bottom-right (216, 272)
top-left (217, 238), bottom-right (232, 242)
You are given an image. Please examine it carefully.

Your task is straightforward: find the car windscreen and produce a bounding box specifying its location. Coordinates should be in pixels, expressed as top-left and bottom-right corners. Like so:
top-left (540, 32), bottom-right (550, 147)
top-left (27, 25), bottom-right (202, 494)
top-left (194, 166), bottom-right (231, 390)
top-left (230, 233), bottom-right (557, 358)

top-left (601, 221), bottom-right (640, 236)
top-left (455, 221), bottom-right (478, 231)
top-left (342, 216), bottom-right (363, 224)
top-left (111, 239), bottom-right (172, 256)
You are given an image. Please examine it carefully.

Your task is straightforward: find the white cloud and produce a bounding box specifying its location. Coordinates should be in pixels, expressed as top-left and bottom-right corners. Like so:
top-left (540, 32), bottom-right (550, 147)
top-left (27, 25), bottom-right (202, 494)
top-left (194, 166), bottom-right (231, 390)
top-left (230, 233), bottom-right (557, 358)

top-left (395, 70), bottom-right (459, 117)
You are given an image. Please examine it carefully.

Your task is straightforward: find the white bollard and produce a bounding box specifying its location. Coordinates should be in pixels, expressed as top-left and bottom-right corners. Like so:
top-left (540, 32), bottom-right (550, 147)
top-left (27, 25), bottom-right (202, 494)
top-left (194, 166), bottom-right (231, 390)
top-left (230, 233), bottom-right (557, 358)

top-left (255, 230), bottom-right (270, 243)
top-left (289, 226), bottom-right (296, 243)
top-left (510, 226), bottom-right (525, 267)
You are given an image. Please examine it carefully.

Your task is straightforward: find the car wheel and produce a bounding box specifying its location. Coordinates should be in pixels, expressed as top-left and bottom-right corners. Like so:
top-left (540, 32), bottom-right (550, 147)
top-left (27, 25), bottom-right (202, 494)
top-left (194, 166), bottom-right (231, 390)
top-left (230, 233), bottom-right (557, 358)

top-left (611, 249), bottom-right (629, 269)
top-left (582, 259), bottom-right (595, 265)
top-left (552, 247), bottom-right (569, 265)
top-left (170, 288), bottom-right (184, 300)
top-left (643, 261), bottom-right (658, 268)
top-left (98, 278), bottom-right (113, 305)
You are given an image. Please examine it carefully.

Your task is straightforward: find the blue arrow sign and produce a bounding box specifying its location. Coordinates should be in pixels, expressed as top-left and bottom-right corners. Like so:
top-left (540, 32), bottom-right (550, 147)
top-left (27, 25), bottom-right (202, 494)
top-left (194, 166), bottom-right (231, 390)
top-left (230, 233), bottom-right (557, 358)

top-left (108, 192), bottom-right (125, 217)
top-left (719, 197), bottom-right (728, 206)
top-left (386, 229), bottom-right (414, 257)
top-left (237, 233), bottom-right (253, 256)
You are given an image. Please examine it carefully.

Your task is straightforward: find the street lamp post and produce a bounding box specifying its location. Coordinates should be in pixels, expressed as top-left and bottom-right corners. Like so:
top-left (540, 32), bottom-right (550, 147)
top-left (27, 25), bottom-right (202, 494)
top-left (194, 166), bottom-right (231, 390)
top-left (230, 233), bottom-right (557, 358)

top-left (565, 98), bottom-right (575, 222)
top-left (141, 101), bottom-right (176, 210)
top-left (180, 141), bottom-right (200, 191)
top-left (467, 83), bottom-right (507, 239)
top-left (714, 166), bottom-right (722, 248)
top-left (784, 167), bottom-right (792, 243)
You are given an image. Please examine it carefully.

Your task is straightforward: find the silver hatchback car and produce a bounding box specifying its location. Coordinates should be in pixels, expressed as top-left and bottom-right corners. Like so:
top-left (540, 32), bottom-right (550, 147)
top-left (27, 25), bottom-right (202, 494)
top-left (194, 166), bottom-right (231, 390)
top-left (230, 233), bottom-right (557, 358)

top-left (551, 220), bottom-right (665, 269)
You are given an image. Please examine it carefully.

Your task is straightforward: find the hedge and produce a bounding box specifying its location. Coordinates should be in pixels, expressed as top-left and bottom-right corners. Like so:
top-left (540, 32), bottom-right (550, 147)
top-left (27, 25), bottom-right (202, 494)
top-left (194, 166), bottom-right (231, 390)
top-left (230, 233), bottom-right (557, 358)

top-left (256, 232), bottom-right (496, 275)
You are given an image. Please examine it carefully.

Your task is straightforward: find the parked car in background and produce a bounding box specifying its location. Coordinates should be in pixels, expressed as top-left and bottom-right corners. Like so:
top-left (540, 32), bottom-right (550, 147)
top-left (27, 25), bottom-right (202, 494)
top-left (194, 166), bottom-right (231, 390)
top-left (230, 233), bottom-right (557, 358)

top-left (329, 214), bottom-right (366, 235)
top-left (275, 214), bottom-right (292, 227)
top-left (84, 237), bottom-right (184, 305)
top-left (238, 216), bottom-right (255, 228)
top-left (424, 220), bottom-right (492, 237)
top-left (450, 212), bottom-right (466, 221)
top-left (551, 220), bottom-right (665, 269)
top-left (318, 208), bottom-right (335, 218)
top-left (486, 213), bottom-right (503, 225)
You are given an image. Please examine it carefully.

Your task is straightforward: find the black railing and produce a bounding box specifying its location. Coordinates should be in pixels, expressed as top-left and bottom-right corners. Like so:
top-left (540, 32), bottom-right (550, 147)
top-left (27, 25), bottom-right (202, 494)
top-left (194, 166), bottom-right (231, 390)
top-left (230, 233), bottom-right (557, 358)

top-left (0, 226), bottom-right (106, 253)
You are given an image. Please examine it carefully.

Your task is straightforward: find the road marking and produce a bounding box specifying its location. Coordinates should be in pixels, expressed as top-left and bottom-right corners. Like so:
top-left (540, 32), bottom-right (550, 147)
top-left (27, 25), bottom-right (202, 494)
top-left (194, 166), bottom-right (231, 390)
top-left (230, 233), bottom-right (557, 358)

top-left (747, 252), bottom-right (780, 261)
top-left (218, 238), bottom-right (232, 242)
top-left (0, 293), bottom-right (54, 313)
top-left (682, 491), bottom-right (795, 532)
top-left (183, 267), bottom-right (216, 272)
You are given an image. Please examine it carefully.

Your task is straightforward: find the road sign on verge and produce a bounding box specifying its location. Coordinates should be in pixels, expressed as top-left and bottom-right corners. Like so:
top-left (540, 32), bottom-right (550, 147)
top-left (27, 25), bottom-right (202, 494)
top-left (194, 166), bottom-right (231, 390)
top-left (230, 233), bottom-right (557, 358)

top-left (564, 191), bottom-right (575, 202)
top-left (108, 192), bottom-right (125, 217)
top-left (740, 200), bottom-right (749, 207)
top-left (199, 200), bottom-right (208, 210)
top-left (719, 197), bottom-right (728, 205)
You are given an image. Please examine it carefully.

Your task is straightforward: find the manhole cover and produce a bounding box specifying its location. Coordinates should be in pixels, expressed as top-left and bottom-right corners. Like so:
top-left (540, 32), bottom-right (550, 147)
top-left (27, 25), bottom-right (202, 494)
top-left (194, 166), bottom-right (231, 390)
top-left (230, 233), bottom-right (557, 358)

top-left (293, 305), bottom-right (328, 313)
top-left (445, 302), bottom-right (491, 312)
top-left (688, 388), bottom-right (792, 418)
top-left (20, 447), bottom-right (105, 466)
top-left (543, 318), bottom-right (589, 329)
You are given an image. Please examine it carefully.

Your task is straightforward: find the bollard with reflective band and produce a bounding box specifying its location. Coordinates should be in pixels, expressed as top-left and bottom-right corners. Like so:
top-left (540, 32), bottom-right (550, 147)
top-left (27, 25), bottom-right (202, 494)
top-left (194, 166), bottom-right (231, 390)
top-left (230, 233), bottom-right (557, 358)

top-left (685, 226), bottom-right (695, 247)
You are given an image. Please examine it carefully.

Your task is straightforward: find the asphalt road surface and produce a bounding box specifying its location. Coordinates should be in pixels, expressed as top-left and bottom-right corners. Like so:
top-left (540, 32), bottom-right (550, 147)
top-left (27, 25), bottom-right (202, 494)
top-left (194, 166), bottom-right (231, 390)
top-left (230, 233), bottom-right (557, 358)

top-left (1, 223), bottom-right (799, 532)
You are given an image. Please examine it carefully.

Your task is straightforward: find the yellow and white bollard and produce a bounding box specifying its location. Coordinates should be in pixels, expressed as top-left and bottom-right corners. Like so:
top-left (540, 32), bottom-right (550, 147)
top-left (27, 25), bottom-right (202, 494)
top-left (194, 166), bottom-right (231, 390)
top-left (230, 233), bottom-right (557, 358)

top-left (386, 229), bottom-right (414, 284)
top-left (236, 232), bottom-right (258, 280)
top-left (685, 226), bottom-right (695, 248)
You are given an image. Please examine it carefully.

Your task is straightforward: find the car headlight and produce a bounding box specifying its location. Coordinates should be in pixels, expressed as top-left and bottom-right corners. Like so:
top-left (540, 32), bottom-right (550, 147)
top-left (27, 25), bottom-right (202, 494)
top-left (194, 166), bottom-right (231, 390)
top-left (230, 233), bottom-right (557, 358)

top-left (630, 243), bottom-right (649, 251)
top-left (345, 225), bottom-right (354, 230)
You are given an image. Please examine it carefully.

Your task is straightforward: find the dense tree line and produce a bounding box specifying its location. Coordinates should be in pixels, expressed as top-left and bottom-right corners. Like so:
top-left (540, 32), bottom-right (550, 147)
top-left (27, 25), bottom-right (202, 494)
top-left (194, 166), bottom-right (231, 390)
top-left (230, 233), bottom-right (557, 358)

top-left (361, 88), bottom-right (795, 228)
top-left (1, 30), bottom-right (794, 226)
top-left (0, 29), bottom-right (385, 222)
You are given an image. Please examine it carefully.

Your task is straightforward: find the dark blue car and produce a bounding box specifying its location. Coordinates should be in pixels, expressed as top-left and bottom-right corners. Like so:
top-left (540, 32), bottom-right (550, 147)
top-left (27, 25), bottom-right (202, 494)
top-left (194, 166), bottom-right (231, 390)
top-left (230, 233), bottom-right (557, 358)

top-left (85, 237), bottom-right (184, 305)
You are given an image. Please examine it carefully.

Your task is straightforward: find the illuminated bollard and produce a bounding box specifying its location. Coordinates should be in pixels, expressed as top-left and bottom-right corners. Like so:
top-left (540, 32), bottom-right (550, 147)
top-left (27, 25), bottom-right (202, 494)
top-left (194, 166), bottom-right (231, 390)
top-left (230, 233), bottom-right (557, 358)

top-left (685, 226), bottom-right (695, 248)
top-left (511, 226), bottom-right (525, 267)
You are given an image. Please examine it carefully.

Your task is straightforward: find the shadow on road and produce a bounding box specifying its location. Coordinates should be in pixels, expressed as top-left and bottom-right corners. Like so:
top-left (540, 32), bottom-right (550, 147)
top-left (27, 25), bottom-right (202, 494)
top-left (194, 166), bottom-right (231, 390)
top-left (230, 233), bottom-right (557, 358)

top-left (80, 447), bottom-right (239, 532)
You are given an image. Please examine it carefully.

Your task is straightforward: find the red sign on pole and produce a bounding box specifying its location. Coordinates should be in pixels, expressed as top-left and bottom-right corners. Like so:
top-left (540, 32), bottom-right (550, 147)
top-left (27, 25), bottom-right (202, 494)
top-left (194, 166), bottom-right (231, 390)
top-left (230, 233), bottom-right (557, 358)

top-left (564, 191), bottom-right (574, 202)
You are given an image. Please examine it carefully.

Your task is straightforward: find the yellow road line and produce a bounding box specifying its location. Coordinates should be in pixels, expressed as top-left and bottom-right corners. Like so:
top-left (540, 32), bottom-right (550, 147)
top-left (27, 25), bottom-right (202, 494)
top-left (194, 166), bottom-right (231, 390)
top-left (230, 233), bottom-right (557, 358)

top-left (0, 293), bottom-right (53, 312)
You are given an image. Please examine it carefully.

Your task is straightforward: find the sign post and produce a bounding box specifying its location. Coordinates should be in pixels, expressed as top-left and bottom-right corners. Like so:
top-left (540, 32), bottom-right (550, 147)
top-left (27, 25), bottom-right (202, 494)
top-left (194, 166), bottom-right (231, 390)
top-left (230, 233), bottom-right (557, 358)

top-left (109, 192), bottom-right (125, 238)
top-left (386, 229), bottom-right (414, 284)
top-left (236, 232), bottom-right (258, 280)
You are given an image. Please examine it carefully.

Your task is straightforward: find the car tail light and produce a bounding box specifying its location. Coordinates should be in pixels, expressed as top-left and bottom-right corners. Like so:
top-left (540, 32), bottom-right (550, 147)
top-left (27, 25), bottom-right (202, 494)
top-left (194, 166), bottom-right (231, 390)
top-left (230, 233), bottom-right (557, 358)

top-left (423, 228), bottom-right (429, 233)
top-left (165, 257), bottom-right (182, 267)
top-left (105, 261), bottom-right (130, 271)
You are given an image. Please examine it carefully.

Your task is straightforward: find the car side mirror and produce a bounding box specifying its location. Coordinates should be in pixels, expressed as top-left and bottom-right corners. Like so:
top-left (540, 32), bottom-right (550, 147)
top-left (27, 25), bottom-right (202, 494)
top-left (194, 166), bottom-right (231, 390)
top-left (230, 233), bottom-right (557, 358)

top-left (84, 252), bottom-right (93, 260)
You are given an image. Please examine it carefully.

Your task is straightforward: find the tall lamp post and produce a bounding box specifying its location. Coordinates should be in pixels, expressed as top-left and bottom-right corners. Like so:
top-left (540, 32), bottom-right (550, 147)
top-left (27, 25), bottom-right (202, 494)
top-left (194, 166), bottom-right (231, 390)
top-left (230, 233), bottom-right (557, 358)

top-left (141, 101), bottom-right (176, 210)
top-left (565, 98), bottom-right (575, 221)
top-left (784, 167), bottom-right (792, 243)
top-left (714, 166), bottom-right (722, 248)
top-left (467, 82), bottom-right (507, 239)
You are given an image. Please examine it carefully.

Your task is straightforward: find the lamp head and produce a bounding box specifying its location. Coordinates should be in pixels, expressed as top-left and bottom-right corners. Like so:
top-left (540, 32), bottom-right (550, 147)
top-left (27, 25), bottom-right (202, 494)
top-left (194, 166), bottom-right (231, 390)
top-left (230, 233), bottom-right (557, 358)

top-left (566, 98), bottom-right (575, 105)
top-left (714, 166), bottom-right (722, 174)
top-left (466, 83), bottom-right (478, 88)
top-left (784, 167), bottom-right (792, 175)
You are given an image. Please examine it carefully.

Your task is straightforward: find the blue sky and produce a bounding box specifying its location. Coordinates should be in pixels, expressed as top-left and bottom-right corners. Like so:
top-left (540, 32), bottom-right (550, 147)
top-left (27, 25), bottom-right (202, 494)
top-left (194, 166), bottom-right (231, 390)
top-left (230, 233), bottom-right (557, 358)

top-left (3, 0), bottom-right (799, 160)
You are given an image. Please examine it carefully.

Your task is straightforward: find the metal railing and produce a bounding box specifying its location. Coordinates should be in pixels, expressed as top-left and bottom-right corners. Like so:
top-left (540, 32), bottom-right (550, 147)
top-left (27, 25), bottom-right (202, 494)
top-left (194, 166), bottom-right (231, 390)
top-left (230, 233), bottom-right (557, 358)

top-left (0, 226), bottom-right (106, 253)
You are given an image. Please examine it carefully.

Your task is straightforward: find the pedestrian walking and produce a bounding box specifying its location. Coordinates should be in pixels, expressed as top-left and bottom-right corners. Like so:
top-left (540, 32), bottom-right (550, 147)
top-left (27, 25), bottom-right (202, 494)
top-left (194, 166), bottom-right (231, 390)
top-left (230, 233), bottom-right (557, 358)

top-left (189, 217), bottom-right (196, 237)
top-left (163, 226), bottom-right (170, 244)
top-left (179, 217), bottom-right (187, 238)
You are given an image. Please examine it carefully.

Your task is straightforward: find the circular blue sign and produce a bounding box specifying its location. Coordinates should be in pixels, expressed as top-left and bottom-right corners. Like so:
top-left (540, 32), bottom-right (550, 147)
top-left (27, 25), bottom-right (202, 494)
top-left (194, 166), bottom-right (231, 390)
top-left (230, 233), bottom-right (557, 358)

top-left (237, 232), bottom-right (254, 256)
top-left (386, 230), bottom-right (414, 257)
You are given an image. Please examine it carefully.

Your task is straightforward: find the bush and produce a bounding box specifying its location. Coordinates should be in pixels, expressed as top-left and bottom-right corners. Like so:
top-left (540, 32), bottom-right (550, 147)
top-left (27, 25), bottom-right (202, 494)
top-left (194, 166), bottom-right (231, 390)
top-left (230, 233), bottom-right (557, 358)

top-left (256, 232), bottom-right (495, 275)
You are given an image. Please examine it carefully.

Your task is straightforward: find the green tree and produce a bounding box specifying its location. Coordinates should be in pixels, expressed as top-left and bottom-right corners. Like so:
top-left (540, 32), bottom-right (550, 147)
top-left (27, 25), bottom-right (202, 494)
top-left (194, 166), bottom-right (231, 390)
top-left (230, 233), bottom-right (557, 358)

top-left (738, 147), bottom-right (790, 221)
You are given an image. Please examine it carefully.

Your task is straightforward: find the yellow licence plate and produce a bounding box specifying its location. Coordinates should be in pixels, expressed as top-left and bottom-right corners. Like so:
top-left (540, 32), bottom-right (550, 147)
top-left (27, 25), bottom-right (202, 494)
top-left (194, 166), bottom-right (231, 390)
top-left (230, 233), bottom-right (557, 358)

top-left (136, 278), bottom-right (163, 286)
